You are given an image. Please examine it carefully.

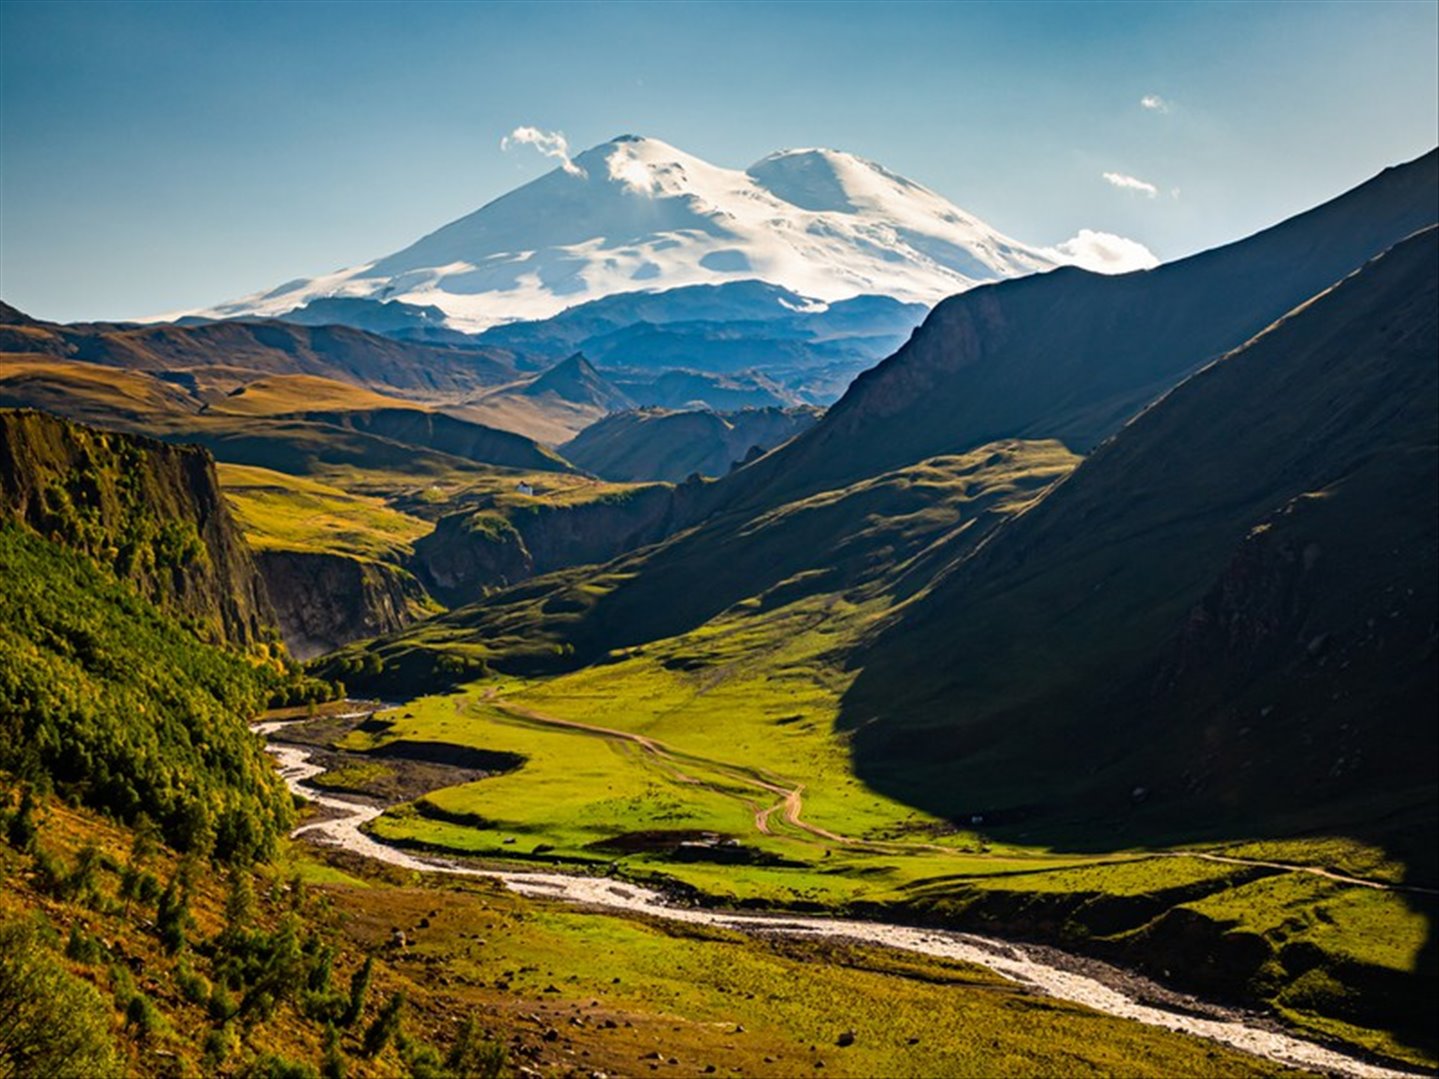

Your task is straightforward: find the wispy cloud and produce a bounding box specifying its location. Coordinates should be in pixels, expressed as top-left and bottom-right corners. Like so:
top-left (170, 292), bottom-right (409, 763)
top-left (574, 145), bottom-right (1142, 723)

top-left (1140, 94), bottom-right (1170, 113)
top-left (1102, 171), bottom-right (1159, 198)
top-left (501, 126), bottom-right (585, 176)
top-left (1050, 229), bottom-right (1159, 274)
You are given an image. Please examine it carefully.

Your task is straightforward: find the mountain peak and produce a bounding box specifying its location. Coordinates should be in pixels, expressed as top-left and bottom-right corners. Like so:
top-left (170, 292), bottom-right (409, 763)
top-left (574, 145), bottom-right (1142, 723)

top-left (183, 137), bottom-right (1156, 331)
top-left (746, 147), bottom-right (917, 214)
top-left (522, 353), bottom-right (633, 411)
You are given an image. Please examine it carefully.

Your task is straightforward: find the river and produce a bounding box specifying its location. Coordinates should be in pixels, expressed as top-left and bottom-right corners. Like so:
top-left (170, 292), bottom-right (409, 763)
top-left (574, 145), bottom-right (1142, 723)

top-left (258, 720), bottom-right (1426, 1079)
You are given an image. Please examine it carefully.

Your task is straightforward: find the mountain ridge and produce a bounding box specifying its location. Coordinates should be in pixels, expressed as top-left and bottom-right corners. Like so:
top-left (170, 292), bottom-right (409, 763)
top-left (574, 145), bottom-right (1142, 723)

top-left (716, 148), bottom-right (1439, 510)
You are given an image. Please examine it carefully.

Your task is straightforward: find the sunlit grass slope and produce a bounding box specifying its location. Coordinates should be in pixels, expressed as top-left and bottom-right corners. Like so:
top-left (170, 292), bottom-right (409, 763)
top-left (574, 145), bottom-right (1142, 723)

top-left (204, 373), bottom-right (421, 416)
top-left (218, 463), bottom-right (431, 562)
top-left (318, 439), bottom-right (1081, 689)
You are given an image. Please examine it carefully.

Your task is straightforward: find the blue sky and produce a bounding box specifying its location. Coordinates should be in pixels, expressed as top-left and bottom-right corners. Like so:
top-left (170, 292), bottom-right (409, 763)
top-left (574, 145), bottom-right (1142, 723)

top-left (2, 0), bottom-right (1435, 321)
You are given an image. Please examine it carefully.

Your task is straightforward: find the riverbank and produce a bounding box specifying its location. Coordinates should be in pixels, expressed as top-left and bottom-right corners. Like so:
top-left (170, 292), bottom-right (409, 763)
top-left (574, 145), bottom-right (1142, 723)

top-left (260, 715), bottom-right (1430, 1079)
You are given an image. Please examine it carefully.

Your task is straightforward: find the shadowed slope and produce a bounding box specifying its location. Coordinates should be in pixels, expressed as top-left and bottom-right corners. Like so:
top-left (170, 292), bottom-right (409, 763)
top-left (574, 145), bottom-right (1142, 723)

top-left (841, 227), bottom-right (1438, 856)
top-left (722, 149), bottom-right (1438, 510)
top-left (560, 405), bottom-right (822, 482)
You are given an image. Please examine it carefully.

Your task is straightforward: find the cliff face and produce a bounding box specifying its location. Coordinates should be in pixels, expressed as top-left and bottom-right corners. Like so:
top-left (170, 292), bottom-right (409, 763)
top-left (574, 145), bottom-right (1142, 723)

top-left (413, 485), bottom-right (675, 606)
top-left (0, 408), bottom-right (277, 648)
top-left (254, 550), bottom-right (429, 660)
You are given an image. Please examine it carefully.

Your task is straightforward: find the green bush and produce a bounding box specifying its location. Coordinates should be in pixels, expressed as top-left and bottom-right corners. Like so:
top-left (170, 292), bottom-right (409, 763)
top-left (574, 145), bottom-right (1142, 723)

top-left (64, 923), bottom-right (103, 965)
top-left (342, 956), bottom-right (373, 1027)
top-left (202, 1024), bottom-right (239, 1070)
top-left (321, 1023), bottom-right (347, 1079)
top-left (0, 918), bottom-right (118, 1077)
top-left (445, 1015), bottom-right (506, 1079)
top-left (362, 992), bottom-right (405, 1057)
top-left (125, 992), bottom-right (163, 1040)
top-left (176, 956), bottom-right (211, 1004)
top-left (5, 786), bottom-right (37, 851)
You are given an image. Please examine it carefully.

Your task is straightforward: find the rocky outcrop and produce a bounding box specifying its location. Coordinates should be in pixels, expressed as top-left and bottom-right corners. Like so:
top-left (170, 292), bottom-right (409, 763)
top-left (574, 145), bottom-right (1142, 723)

top-left (255, 549), bottom-right (430, 660)
top-left (413, 484), bottom-right (676, 606)
top-left (0, 408), bottom-right (277, 647)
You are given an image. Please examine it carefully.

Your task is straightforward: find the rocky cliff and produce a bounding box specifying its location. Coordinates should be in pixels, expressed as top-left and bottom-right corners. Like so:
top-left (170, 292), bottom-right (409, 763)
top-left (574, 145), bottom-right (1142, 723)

top-left (255, 550), bottom-right (431, 660)
top-left (413, 484), bottom-right (676, 606)
top-left (0, 408), bottom-right (278, 647)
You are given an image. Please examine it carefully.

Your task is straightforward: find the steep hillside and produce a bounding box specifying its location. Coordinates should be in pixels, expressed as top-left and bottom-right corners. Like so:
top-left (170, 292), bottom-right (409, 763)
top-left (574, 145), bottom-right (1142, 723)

top-left (0, 409), bottom-right (277, 647)
top-left (0, 527), bottom-right (295, 861)
top-left (318, 441), bottom-right (1079, 690)
top-left (256, 550), bottom-right (432, 660)
top-left (217, 463), bottom-right (438, 658)
top-left (841, 227), bottom-right (1439, 856)
top-left (562, 405), bottom-right (823, 482)
top-left (723, 149), bottom-right (1438, 508)
top-left (276, 407), bottom-right (577, 474)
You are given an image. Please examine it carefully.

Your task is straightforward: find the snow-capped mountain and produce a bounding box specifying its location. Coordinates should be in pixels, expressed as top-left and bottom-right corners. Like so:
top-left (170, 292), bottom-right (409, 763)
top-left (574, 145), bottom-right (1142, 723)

top-left (188, 135), bottom-right (1156, 332)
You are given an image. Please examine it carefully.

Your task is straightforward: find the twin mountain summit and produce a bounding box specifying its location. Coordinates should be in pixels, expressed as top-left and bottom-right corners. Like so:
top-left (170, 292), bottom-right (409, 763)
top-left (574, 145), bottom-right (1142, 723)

top-left (0, 136), bottom-right (1435, 1076)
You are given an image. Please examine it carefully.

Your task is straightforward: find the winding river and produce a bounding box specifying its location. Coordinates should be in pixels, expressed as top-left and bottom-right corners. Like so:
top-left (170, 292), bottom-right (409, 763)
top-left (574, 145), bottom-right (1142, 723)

top-left (258, 721), bottom-right (1426, 1079)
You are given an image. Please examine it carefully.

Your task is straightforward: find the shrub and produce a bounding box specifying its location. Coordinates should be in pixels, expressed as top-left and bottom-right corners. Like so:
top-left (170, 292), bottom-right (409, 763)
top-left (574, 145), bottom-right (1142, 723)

top-left (342, 955), bottom-right (373, 1027)
top-left (0, 918), bottom-right (118, 1077)
top-left (202, 1024), bottom-right (239, 1070)
top-left (321, 1023), bottom-right (347, 1079)
top-left (5, 786), bottom-right (37, 851)
top-left (176, 956), bottom-right (211, 1004)
top-left (445, 1015), bottom-right (507, 1079)
top-left (156, 871), bottom-right (191, 954)
top-left (362, 992), bottom-right (405, 1057)
top-left (64, 923), bottom-right (103, 965)
top-left (208, 982), bottom-right (239, 1022)
top-left (125, 992), bottom-right (162, 1040)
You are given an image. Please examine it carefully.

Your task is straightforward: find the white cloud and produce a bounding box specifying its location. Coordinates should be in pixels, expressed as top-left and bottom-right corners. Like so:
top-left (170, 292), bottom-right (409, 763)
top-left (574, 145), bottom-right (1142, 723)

top-left (501, 126), bottom-right (585, 177)
top-left (1050, 229), bottom-right (1160, 274)
top-left (1140, 94), bottom-right (1169, 113)
top-left (1102, 171), bottom-right (1159, 198)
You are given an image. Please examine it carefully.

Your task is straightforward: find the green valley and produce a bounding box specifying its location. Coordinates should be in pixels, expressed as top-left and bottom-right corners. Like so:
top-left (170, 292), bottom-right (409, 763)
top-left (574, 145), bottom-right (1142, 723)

top-left (0, 63), bottom-right (1435, 1079)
